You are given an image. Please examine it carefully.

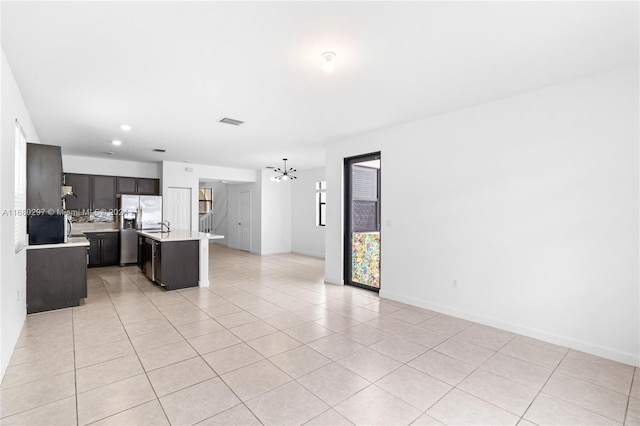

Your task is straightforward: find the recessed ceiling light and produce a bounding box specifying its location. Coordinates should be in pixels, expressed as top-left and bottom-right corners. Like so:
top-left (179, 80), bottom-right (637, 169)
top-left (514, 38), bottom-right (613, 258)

top-left (220, 180), bottom-right (227, 183)
top-left (153, 148), bottom-right (166, 153)
top-left (111, 140), bottom-right (122, 146)
top-left (120, 124), bottom-right (132, 131)
top-left (322, 51), bottom-right (336, 73)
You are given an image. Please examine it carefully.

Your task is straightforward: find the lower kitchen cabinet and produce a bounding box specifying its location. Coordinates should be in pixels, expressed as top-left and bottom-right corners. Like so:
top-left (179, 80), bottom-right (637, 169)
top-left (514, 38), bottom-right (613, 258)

top-left (27, 246), bottom-right (88, 314)
top-left (86, 232), bottom-right (119, 267)
top-left (138, 236), bottom-right (199, 290)
top-left (157, 240), bottom-right (199, 290)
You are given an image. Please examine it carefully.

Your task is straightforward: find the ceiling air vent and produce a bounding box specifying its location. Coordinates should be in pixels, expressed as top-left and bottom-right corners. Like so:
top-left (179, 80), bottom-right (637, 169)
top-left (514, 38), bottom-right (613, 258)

top-left (153, 149), bottom-right (166, 153)
top-left (219, 117), bottom-right (244, 126)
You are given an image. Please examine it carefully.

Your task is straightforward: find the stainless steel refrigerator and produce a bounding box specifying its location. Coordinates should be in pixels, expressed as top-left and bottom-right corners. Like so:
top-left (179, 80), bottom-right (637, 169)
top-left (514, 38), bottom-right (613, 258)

top-left (119, 195), bottom-right (162, 265)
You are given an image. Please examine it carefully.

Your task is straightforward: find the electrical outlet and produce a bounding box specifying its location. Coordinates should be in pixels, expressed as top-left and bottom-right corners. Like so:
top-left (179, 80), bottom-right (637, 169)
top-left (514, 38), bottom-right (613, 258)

top-left (17, 290), bottom-right (20, 301)
top-left (452, 280), bottom-right (457, 288)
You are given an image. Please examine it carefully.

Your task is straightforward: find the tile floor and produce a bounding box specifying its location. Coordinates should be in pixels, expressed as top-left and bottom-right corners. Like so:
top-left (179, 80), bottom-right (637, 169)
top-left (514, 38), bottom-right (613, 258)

top-left (1, 245), bottom-right (638, 425)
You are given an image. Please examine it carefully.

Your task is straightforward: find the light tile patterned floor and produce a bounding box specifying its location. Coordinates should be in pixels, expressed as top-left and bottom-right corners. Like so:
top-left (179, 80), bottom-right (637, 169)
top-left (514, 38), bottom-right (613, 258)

top-left (1, 245), bottom-right (637, 425)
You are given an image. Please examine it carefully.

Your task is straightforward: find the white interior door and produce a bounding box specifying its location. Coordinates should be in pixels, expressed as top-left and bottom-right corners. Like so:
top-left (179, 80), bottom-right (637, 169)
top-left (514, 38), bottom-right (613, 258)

top-left (166, 187), bottom-right (191, 231)
top-left (238, 190), bottom-right (251, 252)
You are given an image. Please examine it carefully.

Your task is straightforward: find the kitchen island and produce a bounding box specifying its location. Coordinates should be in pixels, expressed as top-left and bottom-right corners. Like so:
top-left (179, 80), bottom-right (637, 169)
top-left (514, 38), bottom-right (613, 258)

top-left (137, 230), bottom-right (224, 290)
top-left (25, 236), bottom-right (90, 313)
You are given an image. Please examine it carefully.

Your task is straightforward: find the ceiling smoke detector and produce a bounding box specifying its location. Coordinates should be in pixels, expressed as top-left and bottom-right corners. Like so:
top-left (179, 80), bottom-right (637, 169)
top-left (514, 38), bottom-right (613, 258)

top-left (219, 117), bottom-right (244, 126)
top-left (322, 51), bottom-right (336, 72)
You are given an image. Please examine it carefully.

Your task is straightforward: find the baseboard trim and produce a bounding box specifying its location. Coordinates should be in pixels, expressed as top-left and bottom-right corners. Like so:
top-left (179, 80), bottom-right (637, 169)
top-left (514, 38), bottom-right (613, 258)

top-left (379, 289), bottom-right (640, 367)
top-left (291, 249), bottom-right (325, 259)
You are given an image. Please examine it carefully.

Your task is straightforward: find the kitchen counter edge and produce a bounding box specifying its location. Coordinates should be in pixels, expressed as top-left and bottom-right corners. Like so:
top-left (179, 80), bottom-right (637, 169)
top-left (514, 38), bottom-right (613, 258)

top-left (137, 229), bottom-right (225, 242)
top-left (26, 236), bottom-right (90, 250)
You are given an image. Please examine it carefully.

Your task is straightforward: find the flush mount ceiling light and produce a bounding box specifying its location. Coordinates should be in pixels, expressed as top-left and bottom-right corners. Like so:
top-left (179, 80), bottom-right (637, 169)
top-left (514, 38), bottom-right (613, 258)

top-left (322, 51), bottom-right (336, 73)
top-left (270, 158), bottom-right (297, 183)
top-left (120, 124), bottom-right (132, 131)
top-left (111, 139), bottom-right (122, 146)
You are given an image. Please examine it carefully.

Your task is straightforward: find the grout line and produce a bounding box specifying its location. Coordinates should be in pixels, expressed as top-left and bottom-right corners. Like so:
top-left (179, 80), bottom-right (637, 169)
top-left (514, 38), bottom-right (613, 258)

top-left (623, 368), bottom-right (636, 426)
top-left (98, 269), bottom-right (173, 426)
top-left (519, 348), bottom-right (570, 423)
top-left (71, 307), bottom-right (80, 426)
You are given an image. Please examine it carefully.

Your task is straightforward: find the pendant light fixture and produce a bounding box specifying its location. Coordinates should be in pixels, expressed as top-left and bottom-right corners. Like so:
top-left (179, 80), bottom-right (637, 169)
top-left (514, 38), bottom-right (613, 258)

top-left (270, 158), bottom-right (297, 182)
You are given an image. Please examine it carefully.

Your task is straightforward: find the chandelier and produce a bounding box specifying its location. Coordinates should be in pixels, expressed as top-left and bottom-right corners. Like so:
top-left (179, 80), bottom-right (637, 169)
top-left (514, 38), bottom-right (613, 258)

top-left (270, 158), bottom-right (297, 182)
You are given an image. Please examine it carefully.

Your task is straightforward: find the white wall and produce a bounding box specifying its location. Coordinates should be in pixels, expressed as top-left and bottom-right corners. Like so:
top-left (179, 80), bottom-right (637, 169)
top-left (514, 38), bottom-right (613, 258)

top-left (326, 65), bottom-right (639, 366)
top-left (260, 169), bottom-right (292, 255)
top-left (162, 161), bottom-right (256, 232)
top-left (1, 49), bottom-right (42, 379)
top-left (62, 155), bottom-right (161, 179)
top-left (291, 167), bottom-right (326, 258)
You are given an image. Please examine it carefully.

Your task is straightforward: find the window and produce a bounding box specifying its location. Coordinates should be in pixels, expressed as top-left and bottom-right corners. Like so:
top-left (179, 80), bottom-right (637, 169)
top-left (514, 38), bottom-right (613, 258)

top-left (316, 180), bottom-right (326, 226)
top-left (15, 120), bottom-right (27, 253)
top-left (198, 188), bottom-right (212, 214)
top-left (351, 165), bottom-right (378, 232)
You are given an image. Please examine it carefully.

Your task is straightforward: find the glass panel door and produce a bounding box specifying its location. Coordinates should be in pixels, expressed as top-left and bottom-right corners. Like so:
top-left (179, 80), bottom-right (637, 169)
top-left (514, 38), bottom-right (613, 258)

top-left (344, 153), bottom-right (381, 291)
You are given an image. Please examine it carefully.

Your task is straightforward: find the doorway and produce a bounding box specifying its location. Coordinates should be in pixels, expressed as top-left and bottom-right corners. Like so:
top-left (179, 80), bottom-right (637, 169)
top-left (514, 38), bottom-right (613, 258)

top-left (344, 153), bottom-right (381, 291)
top-left (238, 190), bottom-right (251, 252)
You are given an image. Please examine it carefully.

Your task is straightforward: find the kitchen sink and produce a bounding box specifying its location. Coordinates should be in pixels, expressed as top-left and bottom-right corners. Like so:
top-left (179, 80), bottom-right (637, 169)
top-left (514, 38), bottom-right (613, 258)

top-left (146, 230), bottom-right (170, 234)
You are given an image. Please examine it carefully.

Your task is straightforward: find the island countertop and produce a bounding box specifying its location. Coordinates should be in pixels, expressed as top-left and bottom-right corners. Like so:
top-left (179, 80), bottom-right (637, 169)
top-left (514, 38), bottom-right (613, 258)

top-left (137, 229), bottom-right (225, 242)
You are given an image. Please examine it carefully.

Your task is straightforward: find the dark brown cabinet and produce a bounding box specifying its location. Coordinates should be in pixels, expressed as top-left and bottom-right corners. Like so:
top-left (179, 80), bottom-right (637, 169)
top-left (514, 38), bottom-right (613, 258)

top-left (138, 236), bottom-right (199, 290)
top-left (27, 143), bottom-right (63, 211)
top-left (116, 176), bottom-right (160, 195)
top-left (116, 177), bottom-right (137, 194)
top-left (64, 174), bottom-right (116, 212)
top-left (137, 178), bottom-right (159, 195)
top-left (27, 246), bottom-right (87, 313)
top-left (86, 232), bottom-right (119, 266)
top-left (64, 174), bottom-right (90, 210)
top-left (92, 176), bottom-right (116, 210)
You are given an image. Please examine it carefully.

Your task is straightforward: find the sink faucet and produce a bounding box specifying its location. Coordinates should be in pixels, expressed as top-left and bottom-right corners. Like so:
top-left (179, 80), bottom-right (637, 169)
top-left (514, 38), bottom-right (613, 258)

top-left (158, 221), bottom-right (171, 232)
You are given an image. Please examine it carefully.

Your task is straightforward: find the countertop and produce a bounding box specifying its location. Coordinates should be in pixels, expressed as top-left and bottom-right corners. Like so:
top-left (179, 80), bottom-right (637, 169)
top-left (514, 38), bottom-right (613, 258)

top-left (137, 229), bottom-right (225, 242)
top-left (26, 236), bottom-right (90, 250)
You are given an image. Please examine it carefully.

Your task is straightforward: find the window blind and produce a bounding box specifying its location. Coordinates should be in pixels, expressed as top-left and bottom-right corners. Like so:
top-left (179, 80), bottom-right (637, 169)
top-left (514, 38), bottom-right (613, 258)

top-left (14, 120), bottom-right (27, 253)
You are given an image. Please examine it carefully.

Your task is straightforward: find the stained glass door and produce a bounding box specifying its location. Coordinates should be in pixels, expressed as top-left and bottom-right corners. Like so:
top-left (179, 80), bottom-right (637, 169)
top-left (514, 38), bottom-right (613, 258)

top-left (344, 153), bottom-right (381, 291)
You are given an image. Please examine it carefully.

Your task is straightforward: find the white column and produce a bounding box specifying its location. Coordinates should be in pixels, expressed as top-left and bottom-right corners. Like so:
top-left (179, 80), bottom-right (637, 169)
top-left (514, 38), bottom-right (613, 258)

top-left (198, 238), bottom-right (210, 287)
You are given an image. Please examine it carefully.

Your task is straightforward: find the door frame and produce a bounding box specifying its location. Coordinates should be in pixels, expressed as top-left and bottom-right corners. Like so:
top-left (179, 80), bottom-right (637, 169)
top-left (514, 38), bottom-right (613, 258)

top-left (343, 152), bottom-right (381, 292)
top-left (237, 190), bottom-right (251, 252)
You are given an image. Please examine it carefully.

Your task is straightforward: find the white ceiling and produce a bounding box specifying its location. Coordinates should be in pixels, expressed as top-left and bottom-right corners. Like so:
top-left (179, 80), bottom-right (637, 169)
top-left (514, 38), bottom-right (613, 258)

top-left (2, 1), bottom-right (638, 171)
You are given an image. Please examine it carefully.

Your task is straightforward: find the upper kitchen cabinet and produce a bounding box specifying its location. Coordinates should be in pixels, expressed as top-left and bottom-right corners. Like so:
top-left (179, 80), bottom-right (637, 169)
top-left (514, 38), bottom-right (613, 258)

top-left (137, 178), bottom-right (160, 195)
top-left (116, 176), bottom-right (160, 195)
top-left (27, 143), bottom-right (63, 211)
top-left (92, 175), bottom-right (116, 210)
top-left (64, 173), bottom-right (116, 211)
top-left (116, 177), bottom-right (137, 194)
top-left (64, 174), bottom-right (90, 210)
